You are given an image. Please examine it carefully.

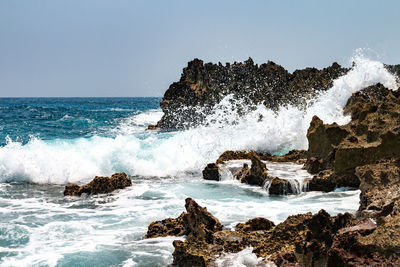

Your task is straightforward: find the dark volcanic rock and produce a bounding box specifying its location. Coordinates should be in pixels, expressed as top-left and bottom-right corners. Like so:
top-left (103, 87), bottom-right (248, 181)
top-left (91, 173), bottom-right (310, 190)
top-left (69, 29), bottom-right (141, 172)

top-left (63, 172), bottom-right (132, 196)
top-left (155, 58), bottom-right (349, 129)
top-left (202, 163), bottom-right (220, 181)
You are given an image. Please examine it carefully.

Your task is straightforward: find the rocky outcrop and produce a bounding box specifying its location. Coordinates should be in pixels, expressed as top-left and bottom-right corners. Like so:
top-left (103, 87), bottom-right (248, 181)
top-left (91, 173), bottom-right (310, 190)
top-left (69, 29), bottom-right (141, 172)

top-left (145, 198), bottom-right (222, 242)
top-left (63, 172), bottom-right (132, 196)
top-left (356, 159), bottom-right (400, 218)
top-left (268, 177), bottom-right (301, 195)
top-left (305, 83), bottom-right (400, 192)
top-left (147, 198), bottom-right (400, 266)
top-left (145, 212), bottom-right (187, 238)
top-left (238, 155), bottom-right (272, 186)
top-left (154, 58), bottom-right (349, 129)
top-left (216, 149), bottom-right (306, 164)
top-left (202, 163), bottom-right (220, 181)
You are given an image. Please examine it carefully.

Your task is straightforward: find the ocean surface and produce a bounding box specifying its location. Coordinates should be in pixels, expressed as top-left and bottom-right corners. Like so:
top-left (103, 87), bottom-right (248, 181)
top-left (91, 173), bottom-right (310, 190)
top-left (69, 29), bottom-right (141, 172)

top-left (0, 55), bottom-right (398, 266)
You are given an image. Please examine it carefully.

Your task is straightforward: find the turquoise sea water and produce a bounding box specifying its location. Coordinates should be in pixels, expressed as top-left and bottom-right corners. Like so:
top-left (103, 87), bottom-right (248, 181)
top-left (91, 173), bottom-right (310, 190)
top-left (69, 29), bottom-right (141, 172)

top-left (0, 97), bottom-right (361, 267)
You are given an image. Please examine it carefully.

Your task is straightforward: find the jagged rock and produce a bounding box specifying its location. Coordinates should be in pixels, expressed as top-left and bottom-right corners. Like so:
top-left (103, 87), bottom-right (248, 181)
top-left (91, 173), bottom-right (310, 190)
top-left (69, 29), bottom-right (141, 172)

top-left (356, 159), bottom-right (400, 218)
top-left (184, 198), bottom-right (223, 242)
top-left (63, 172), bottom-right (132, 196)
top-left (145, 198), bottom-right (222, 243)
top-left (240, 155), bottom-right (271, 186)
top-left (327, 216), bottom-right (400, 266)
top-left (268, 177), bottom-right (300, 195)
top-left (233, 163), bottom-right (250, 181)
top-left (172, 239), bottom-right (215, 267)
top-left (202, 163), bottom-right (220, 181)
top-left (146, 197), bottom-right (400, 266)
top-left (306, 115), bottom-right (349, 168)
top-left (155, 58), bottom-right (349, 129)
top-left (236, 217), bottom-right (275, 232)
top-left (145, 212), bottom-right (187, 238)
top-left (305, 83), bottom-right (400, 192)
top-left (308, 169), bottom-right (359, 192)
top-left (294, 211), bottom-right (355, 267)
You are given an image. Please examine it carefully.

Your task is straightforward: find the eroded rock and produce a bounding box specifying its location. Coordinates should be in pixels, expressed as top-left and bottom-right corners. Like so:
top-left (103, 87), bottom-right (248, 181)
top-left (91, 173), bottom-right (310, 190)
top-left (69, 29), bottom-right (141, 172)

top-left (202, 163), bottom-right (220, 181)
top-left (356, 159), bottom-right (400, 218)
top-left (63, 172), bottom-right (132, 196)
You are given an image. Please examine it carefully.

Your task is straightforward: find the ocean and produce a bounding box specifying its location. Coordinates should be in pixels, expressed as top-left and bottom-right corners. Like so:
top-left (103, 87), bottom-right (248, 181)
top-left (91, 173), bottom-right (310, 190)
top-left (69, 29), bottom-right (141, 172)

top-left (0, 55), bottom-right (397, 266)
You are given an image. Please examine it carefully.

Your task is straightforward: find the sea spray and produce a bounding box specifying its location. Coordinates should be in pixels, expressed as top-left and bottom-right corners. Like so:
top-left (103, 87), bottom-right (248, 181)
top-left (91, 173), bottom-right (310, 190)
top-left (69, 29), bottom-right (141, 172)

top-left (0, 55), bottom-right (397, 183)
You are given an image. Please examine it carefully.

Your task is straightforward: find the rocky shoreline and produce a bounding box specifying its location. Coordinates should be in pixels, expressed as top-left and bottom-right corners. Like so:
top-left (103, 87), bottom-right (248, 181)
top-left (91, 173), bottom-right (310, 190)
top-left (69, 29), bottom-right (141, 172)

top-left (61, 60), bottom-right (400, 266)
top-left (144, 82), bottom-right (400, 266)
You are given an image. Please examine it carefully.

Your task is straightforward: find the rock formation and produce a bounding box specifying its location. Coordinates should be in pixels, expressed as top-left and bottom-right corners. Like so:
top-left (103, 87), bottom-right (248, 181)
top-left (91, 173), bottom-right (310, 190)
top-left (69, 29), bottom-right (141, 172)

top-left (305, 83), bottom-right (400, 192)
top-left (63, 172), bottom-right (132, 196)
top-left (152, 58), bottom-right (349, 129)
top-left (202, 163), bottom-right (220, 181)
top-left (146, 197), bottom-right (400, 266)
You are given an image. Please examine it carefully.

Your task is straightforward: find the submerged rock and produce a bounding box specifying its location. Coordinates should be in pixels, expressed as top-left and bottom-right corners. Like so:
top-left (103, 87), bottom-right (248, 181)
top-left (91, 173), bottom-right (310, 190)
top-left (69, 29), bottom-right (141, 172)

top-left (63, 172), bottom-right (132, 196)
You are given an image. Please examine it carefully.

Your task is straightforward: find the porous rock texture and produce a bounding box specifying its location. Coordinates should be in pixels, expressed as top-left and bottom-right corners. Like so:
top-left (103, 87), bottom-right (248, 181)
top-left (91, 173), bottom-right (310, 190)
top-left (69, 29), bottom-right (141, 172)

top-left (63, 172), bottom-right (132, 196)
top-left (305, 83), bottom-right (400, 192)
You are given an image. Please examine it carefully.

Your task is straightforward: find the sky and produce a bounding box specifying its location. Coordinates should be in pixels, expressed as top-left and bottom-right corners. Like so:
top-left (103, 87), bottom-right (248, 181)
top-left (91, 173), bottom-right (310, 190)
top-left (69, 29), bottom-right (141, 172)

top-left (0, 0), bottom-right (399, 97)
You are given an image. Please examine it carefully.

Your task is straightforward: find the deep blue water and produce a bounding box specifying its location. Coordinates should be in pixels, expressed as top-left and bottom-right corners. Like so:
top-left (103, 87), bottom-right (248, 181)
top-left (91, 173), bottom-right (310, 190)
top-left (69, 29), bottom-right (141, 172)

top-left (0, 97), bottom-right (161, 146)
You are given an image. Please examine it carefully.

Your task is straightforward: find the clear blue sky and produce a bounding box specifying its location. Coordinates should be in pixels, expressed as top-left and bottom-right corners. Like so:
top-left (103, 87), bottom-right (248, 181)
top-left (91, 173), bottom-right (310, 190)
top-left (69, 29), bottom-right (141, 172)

top-left (1, 0), bottom-right (399, 97)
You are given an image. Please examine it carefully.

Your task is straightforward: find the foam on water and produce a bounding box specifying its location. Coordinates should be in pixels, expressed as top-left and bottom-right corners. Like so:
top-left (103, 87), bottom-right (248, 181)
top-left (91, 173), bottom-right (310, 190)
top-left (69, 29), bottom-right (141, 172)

top-left (0, 178), bottom-right (360, 266)
top-left (0, 54), bottom-right (396, 184)
top-left (215, 247), bottom-right (276, 267)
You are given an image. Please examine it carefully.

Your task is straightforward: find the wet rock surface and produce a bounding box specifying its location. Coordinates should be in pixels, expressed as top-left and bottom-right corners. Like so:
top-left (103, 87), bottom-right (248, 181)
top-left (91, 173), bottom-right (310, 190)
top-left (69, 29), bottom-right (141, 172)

top-left (216, 149), bottom-right (306, 164)
top-left (202, 163), bottom-right (220, 181)
top-left (154, 58), bottom-right (349, 130)
top-left (147, 198), bottom-right (400, 266)
top-left (306, 83), bottom-right (400, 192)
top-left (63, 172), bottom-right (132, 196)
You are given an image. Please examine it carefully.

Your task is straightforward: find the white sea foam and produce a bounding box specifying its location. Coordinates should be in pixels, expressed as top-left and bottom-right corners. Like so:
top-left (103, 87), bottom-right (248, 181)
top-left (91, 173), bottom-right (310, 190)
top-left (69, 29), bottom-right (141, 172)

top-left (0, 54), bottom-right (397, 184)
top-left (0, 179), bottom-right (360, 266)
top-left (216, 247), bottom-right (276, 267)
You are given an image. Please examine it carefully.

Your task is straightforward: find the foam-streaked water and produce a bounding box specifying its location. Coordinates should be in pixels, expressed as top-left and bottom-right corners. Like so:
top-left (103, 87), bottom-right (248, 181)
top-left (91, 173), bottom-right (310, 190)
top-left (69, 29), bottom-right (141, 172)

top-left (0, 55), bottom-right (398, 266)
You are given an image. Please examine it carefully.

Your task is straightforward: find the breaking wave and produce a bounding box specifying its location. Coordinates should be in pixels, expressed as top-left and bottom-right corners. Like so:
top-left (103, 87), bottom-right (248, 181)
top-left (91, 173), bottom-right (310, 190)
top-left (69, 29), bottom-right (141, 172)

top-left (0, 54), bottom-right (397, 184)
